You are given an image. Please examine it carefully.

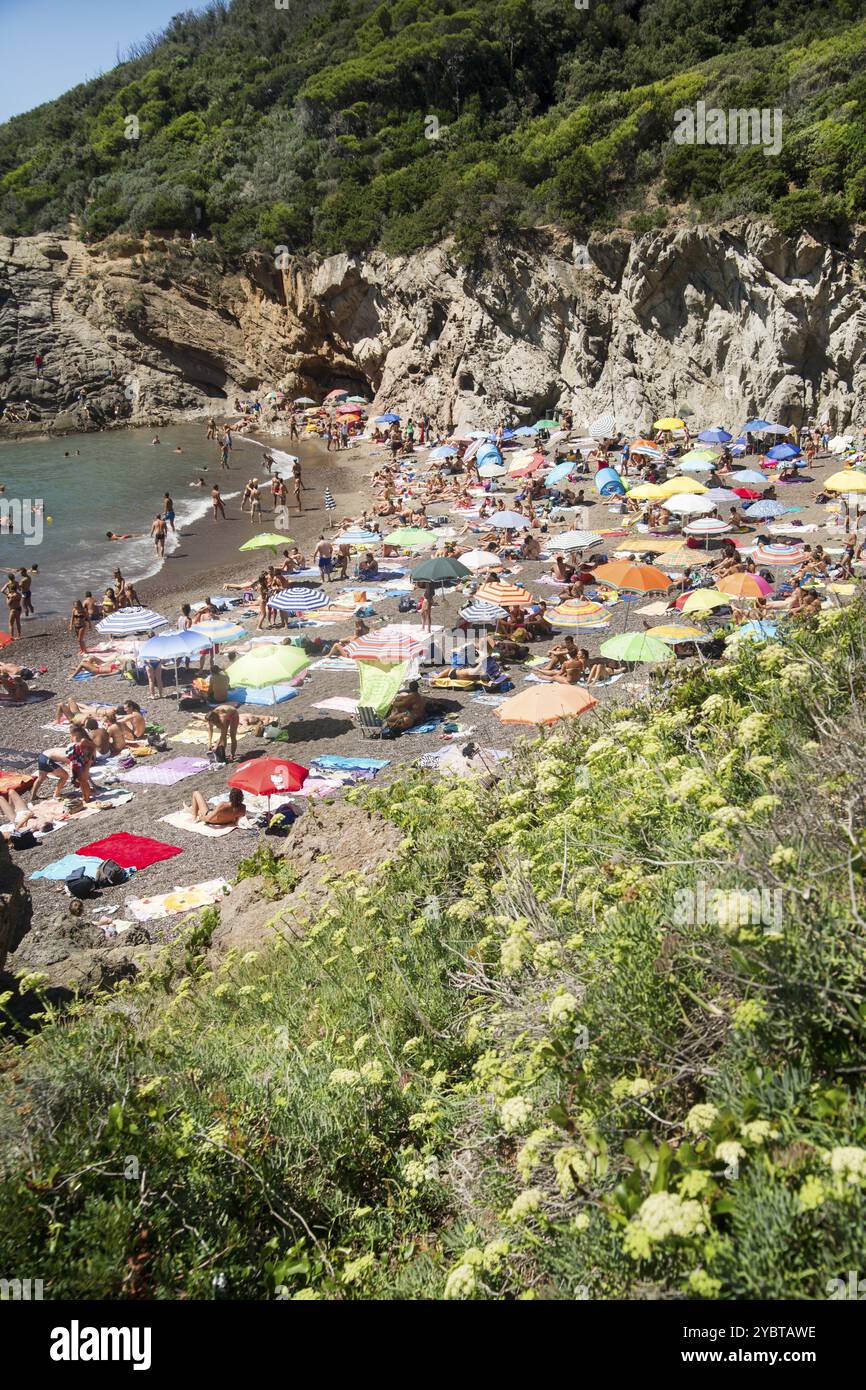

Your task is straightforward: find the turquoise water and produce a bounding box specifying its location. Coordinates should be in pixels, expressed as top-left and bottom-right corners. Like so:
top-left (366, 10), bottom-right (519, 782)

top-left (0, 424), bottom-right (258, 616)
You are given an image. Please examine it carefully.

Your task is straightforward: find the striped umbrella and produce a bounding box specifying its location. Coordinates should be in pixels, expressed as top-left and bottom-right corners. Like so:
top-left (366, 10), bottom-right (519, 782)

top-left (476, 580), bottom-right (533, 605)
top-left (459, 600), bottom-right (507, 625)
top-left (549, 530), bottom-right (601, 550)
top-left (705, 488), bottom-right (740, 505)
top-left (189, 619), bottom-right (248, 645)
top-left (267, 586), bottom-right (330, 612)
top-left (752, 542), bottom-right (809, 566)
top-left (683, 517), bottom-right (732, 536)
top-left (344, 624), bottom-right (432, 662)
top-left (548, 600), bottom-right (609, 629)
top-left (588, 413), bottom-right (617, 438)
top-left (333, 529), bottom-right (380, 546)
top-left (96, 606), bottom-right (168, 635)
top-left (324, 487), bottom-right (336, 516)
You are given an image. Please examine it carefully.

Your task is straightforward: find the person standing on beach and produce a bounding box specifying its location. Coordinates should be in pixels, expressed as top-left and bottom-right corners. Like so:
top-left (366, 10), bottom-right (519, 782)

top-left (163, 492), bottom-right (176, 532)
top-left (151, 514), bottom-right (167, 558)
top-left (250, 482), bottom-right (262, 524)
top-left (314, 536), bottom-right (333, 582)
top-left (3, 576), bottom-right (22, 640)
top-left (420, 581), bottom-right (435, 631)
top-left (220, 433), bottom-right (231, 469)
top-left (212, 483), bottom-right (226, 520)
top-left (206, 416), bottom-right (217, 440)
top-left (69, 598), bottom-right (88, 652)
top-left (18, 568), bottom-right (34, 617)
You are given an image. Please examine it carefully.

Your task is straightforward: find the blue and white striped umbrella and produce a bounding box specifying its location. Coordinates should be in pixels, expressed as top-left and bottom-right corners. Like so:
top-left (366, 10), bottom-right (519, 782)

top-left (267, 586), bottom-right (330, 612)
top-left (333, 529), bottom-right (380, 546)
top-left (96, 606), bottom-right (168, 635)
top-left (459, 600), bottom-right (507, 624)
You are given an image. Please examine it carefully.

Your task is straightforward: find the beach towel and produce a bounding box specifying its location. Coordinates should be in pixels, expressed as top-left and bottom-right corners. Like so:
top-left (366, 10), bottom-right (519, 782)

top-left (314, 755), bottom-right (390, 770)
top-left (311, 696), bottom-right (360, 714)
top-left (126, 878), bottom-right (232, 922)
top-left (76, 832), bottom-right (183, 870)
top-left (309, 657), bottom-right (356, 671)
top-left (31, 853), bottom-right (105, 882)
top-left (118, 757), bottom-right (209, 786)
top-left (0, 771), bottom-right (35, 795)
top-left (169, 726), bottom-right (211, 746)
top-left (159, 810), bottom-right (237, 839)
top-left (0, 690), bottom-right (52, 707)
top-left (471, 693), bottom-right (508, 706)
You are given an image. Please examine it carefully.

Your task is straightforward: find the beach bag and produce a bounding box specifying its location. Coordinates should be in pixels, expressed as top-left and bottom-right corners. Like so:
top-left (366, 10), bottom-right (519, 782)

top-left (264, 803), bottom-right (297, 837)
top-left (398, 596), bottom-right (417, 613)
top-left (96, 859), bottom-right (126, 888)
top-left (65, 868), bottom-right (98, 900)
top-left (10, 829), bottom-right (38, 850)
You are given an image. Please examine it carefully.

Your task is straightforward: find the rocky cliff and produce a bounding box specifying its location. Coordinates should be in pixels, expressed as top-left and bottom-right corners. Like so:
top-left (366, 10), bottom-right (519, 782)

top-left (0, 832), bottom-right (30, 974)
top-left (1, 221), bottom-right (864, 436)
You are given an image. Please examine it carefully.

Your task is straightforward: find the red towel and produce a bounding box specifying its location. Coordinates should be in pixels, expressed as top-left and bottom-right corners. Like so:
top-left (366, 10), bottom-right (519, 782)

top-left (76, 832), bottom-right (183, 869)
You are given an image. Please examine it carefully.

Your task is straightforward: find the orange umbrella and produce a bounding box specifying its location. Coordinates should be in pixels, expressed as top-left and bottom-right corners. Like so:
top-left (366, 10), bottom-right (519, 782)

top-left (716, 573), bottom-right (774, 599)
top-left (0, 632), bottom-right (12, 649)
top-left (631, 438), bottom-right (660, 452)
top-left (495, 684), bottom-right (598, 726)
top-left (476, 580), bottom-right (533, 605)
top-left (593, 561), bottom-right (672, 592)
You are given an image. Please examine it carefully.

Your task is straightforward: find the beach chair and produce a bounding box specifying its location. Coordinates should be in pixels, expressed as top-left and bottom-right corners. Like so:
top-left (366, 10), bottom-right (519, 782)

top-left (356, 705), bottom-right (385, 738)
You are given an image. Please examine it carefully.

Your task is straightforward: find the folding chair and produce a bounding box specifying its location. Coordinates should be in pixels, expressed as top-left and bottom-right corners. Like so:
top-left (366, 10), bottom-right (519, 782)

top-left (356, 705), bottom-right (385, 738)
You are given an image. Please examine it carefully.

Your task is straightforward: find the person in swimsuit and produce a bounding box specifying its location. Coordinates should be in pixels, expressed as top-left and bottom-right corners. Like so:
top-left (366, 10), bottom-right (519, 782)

top-left (69, 599), bottom-right (89, 652)
top-left (185, 786), bottom-right (246, 826)
top-left (151, 514), bottom-right (167, 558)
top-left (163, 493), bottom-right (176, 532)
top-left (212, 484), bottom-right (226, 520)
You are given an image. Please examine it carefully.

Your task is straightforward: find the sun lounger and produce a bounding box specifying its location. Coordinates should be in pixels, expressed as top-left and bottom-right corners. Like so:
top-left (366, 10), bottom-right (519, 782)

top-left (356, 706), bottom-right (385, 738)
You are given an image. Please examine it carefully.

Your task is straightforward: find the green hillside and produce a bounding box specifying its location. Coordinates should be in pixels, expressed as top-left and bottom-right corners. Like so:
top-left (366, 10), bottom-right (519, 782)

top-left (1, 0), bottom-right (865, 259)
top-left (2, 606), bottom-right (866, 1299)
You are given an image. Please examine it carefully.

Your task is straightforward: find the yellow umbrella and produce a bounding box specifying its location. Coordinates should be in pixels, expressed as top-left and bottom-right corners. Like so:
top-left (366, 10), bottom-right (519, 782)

top-left (824, 471), bottom-right (866, 493)
top-left (227, 644), bottom-right (310, 689)
top-left (656, 476), bottom-right (708, 497)
top-left (495, 684), bottom-right (598, 726)
top-left (681, 589), bottom-right (730, 615)
top-left (654, 416), bottom-right (686, 430)
top-left (647, 623), bottom-right (709, 642)
top-left (628, 483), bottom-right (666, 500)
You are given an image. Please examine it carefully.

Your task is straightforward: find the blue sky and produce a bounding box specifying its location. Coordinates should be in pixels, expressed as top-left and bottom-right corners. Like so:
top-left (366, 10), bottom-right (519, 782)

top-left (0, 0), bottom-right (198, 123)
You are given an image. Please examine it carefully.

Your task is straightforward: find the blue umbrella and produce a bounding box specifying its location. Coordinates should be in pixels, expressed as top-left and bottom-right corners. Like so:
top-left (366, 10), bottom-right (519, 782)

top-left (430, 445), bottom-right (458, 459)
top-left (767, 443), bottom-right (801, 461)
top-left (375, 413), bottom-right (401, 424)
top-left (743, 500), bottom-right (789, 519)
top-left (489, 510), bottom-right (530, 529)
top-left (742, 419), bottom-right (774, 432)
top-left (729, 620), bottom-right (779, 643)
top-left (731, 469), bottom-right (768, 485)
top-left (138, 627), bottom-right (214, 695)
top-left (545, 461), bottom-right (575, 487)
top-left (595, 466), bottom-right (626, 497)
top-left (698, 428), bottom-right (733, 444)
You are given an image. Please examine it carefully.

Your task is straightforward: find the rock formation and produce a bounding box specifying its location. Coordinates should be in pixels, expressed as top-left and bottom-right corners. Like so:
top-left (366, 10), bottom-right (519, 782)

top-left (1, 221), bottom-right (864, 436)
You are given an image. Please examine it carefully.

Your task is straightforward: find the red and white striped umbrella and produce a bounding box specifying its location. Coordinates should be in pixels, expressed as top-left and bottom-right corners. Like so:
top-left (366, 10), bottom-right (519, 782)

top-left (344, 624), bottom-right (433, 662)
top-left (683, 517), bottom-right (732, 536)
top-left (752, 542), bottom-right (809, 566)
top-left (476, 580), bottom-right (534, 605)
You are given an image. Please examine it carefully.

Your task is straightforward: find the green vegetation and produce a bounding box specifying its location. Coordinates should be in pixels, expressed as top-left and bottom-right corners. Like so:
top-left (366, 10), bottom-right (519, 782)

top-left (2, 605), bottom-right (866, 1299)
top-left (1, 0), bottom-right (865, 259)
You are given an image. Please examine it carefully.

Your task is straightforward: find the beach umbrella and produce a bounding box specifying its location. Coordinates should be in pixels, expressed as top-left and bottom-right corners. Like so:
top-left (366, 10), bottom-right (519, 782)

top-left (508, 450), bottom-right (545, 477)
top-left (347, 396), bottom-right (368, 404)
top-left (294, 396), bottom-right (316, 405)
top-left (96, 606), bottom-right (168, 636)
top-left (595, 467), bottom-right (626, 497)
top-left (268, 587), bottom-right (330, 612)
top-left (630, 442), bottom-right (663, 459)
top-left (375, 413), bottom-right (401, 424)
top-left (705, 488), bottom-right (740, 505)
top-left (762, 423), bottom-right (791, 436)
top-left (489, 510), bottom-right (530, 529)
top-left (456, 548), bottom-right (504, 572)
top-left (459, 600), bottom-right (508, 625)
top-left (588, 413), bottom-right (617, 438)
top-left (549, 530), bottom-right (601, 550)
top-left (677, 449), bottom-right (717, 467)
top-left (534, 419), bottom-right (560, 430)
top-left (189, 619), bottom-right (248, 645)
top-left (240, 533), bottom-right (295, 554)
top-left (325, 389), bottom-right (348, 401)
top-left (675, 457), bottom-right (716, 473)
top-left (732, 487), bottom-right (764, 500)
top-left (593, 561), bottom-right (671, 592)
top-left (684, 517), bottom-right (732, 537)
top-left (137, 627), bottom-right (214, 694)
top-left (335, 404), bottom-right (363, 416)
top-left (383, 527), bottom-right (437, 549)
top-left (495, 684), bottom-right (598, 726)
top-left (698, 429), bottom-right (733, 444)
top-left (716, 573), bottom-right (774, 599)
top-left (548, 599), bottom-right (609, 629)
top-left (478, 460), bottom-right (507, 478)
top-left (742, 419), bottom-right (774, 432)
top-left (653, 416), bottom-right (686, 430)
top-left (656, 476), bottom-right (708, 497)
top-left (228, 757), bottom-right (308, 799)
top-left (663, 494), bottom-right (714, 514)
top-left (600, 632), bottom-right (673, 664)
top-left (824, 471), bottom-right (866, 493)
top-left (333, 529), bottom-right (381, 547)
top-left (411, 556), bottom-right (470, 584)
top-left (743, 500), bottom-right (789, 519)
top-left (680, 588), bottom-right (730, 615)
top-left (430, 445), bottom-right (458, 459)
top-left (767, 444), bottom-right (801, 461)
top-left (514, 426), bottom-right (539, 437)
top-left (227, 644), bottom-right (311, 695)
top-left (345, 624), bottom-right (432, 662)
top-left (731, 470), bottom-right (768, 486)
top-left (476, 580), bottom-right (533, 605)
top-left (628, 482), bottom-right (666, 501)
top-left (545, 462), bottom-right (576, 486)
top-left (728, 620), bottom-right (779, 643)
top-left (647, 624), bottom-right (711, 643)
top-left (752, 542), bottom-right (808, 566)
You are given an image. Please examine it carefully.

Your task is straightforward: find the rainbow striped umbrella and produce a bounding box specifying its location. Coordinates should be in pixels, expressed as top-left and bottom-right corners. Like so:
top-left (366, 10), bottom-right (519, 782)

top-left (344, 624), bottom-right (433, 662)
top-left (476, 580), bottom-right (533, 605)
top-left (752, 542), bottom-right (809, 566)
top-left (548, 600), bottom-right (609, 629)
top-left (683, 517), bottom-right (732, 536)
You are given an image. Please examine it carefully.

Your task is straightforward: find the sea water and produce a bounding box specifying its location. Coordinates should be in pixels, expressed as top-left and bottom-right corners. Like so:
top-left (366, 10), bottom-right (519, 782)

top-left (0, 423), bottom-right (262, 615)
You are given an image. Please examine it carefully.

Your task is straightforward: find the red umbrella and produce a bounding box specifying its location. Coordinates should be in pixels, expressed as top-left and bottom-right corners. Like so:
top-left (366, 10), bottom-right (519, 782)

top-left (0, 631), bottom-right (13, 649)
top-left (228, 757), bottom-right (308, 799)
top-left (732, 487), bottom-right (763, 500)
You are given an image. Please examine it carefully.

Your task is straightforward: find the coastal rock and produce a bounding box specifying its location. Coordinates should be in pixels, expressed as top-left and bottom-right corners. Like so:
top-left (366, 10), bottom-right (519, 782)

top-left (1, 222), bottom-right (864, 435)
top-left (0, 834), bottom-right (31, 973)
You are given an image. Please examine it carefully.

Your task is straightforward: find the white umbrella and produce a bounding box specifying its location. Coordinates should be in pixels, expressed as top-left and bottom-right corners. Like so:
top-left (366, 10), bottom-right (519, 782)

top-left (456, 548), bottom-right (505, 571)
top-left (705, 488), bottom-right (739, 505)
top-left (549, 530), bottom-right (602, 550)
top-left (97, 606), bottom-right (168, 636)
top-left (663, 494), bottom-right (714, 514)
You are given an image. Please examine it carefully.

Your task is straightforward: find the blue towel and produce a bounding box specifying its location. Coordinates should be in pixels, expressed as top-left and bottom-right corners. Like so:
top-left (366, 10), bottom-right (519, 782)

top-left (31, 853), bottom-right (104, 882)
top-left (314, 754), bottom-right (390, 770)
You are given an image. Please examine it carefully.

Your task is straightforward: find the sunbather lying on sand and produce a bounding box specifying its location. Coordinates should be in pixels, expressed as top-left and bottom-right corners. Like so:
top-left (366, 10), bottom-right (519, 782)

top-left (69, 655), bottom-right (120, 678)
top-left (0, 790), bottom-right (74, 836)
top-left (184, 787), bottom-right (247, 826)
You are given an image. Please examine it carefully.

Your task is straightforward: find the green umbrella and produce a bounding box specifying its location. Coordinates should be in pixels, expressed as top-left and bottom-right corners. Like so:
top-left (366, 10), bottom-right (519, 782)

top-left (600, 632), bottom-right (673, 664)
top-left (383, 526), bottom-right (437, 549)
top-left (239, 533), bottom-right (294, 553)
top-left (347, 396), bottom-right (368, 404)
top-left (534, 418), bottom-right (560, 429)
top-left (411, 556), bottom-right (470, 584)
top-left (227, 644), bottom-right (310, 687)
